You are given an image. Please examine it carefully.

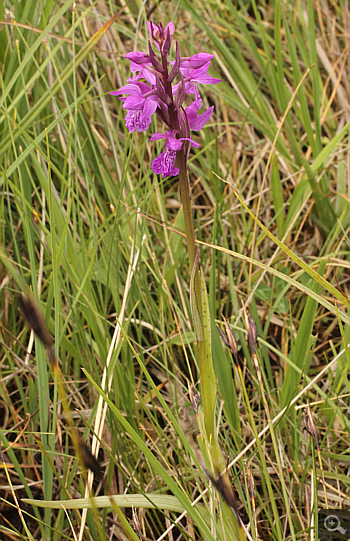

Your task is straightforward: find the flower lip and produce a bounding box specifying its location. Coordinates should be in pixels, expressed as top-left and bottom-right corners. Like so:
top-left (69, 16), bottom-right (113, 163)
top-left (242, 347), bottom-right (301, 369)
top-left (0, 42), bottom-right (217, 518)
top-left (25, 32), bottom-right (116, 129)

top-left (151, 148), bottom-right (179, 178)
top-left (125, 110), bottom-right (151, 133)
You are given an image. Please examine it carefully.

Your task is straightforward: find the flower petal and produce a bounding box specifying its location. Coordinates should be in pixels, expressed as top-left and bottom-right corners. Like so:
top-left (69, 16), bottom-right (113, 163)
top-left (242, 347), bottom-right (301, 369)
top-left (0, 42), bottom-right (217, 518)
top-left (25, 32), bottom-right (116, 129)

top-left (179, 137), bottom-right (199, 148)
top-left (178, 53), bottom-right (214, 69)
top-left (166, 137), bottom-right (183, 151)
top-left (141, 99), bottom-right (158, 120)
top-left (125, 51), bottom-right (151, 64)
top-left (123, 95), bottom-right (144, 110)
top-left (185, 103), bottom-right (214, 131)
top-left (150, 132), bottom-right (166, 141)
top-left (192, 74), bottom-right (222, 84)
top-left (164, 22), bottom-right (175, 41)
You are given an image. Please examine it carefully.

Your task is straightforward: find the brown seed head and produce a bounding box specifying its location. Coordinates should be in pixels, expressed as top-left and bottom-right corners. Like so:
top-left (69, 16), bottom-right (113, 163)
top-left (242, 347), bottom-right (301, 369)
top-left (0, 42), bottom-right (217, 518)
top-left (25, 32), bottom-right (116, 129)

top-left (203, 468), bottom-right (240, 518)
top-left (216, 324), bottom-right (229, 348)
top-left (188, 383), bottom-right (200, 416)
top-left (224, 319), bottom-right (239, 364)
top-left (19, 293), bottom-right (53, 350)
top-left (303, 404), bottom-right (319, 449)
top-left (217, 320), bottom-right (239, 365)
top-left (242, 305), bottom-right (258, 354)
top-left (71, 429), bottom-right (103, 479)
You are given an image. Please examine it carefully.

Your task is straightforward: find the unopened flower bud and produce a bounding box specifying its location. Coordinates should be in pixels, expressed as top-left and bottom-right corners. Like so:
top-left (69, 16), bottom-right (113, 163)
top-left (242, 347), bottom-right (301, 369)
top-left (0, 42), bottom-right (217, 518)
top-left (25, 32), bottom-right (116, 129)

top-left (148, 42), bottom-right (164, 73)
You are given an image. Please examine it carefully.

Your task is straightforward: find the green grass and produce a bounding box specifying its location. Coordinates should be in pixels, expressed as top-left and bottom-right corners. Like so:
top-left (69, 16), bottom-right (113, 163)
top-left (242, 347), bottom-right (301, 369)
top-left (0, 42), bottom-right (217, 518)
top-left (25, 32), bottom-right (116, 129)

top-left (1, 1), bottom-right (350, 540)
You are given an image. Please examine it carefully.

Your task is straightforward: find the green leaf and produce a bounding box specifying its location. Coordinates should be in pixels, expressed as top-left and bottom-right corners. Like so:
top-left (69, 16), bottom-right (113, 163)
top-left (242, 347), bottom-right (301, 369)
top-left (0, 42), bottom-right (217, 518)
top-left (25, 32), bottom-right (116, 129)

top-left (22, 494), bottom-right (186, 512)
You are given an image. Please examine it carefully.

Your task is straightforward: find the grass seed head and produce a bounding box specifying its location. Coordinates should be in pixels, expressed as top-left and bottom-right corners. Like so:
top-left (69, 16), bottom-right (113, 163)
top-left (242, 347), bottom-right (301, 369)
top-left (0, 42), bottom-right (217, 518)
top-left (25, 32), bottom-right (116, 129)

top-left (217, 320), bottom-right (239, 365)
top-left (19, 293), bottom-right (53, 351)
top-left (71, 429), bottom-right (103, 480)
top-left (303, 404), bottom-right (319, 450)
top-left (188, 383), bottom-right (200, 416)
top-left (203, 468), bottom-right (240, 518)
top-left (242, 304), bottom-right (258, 353)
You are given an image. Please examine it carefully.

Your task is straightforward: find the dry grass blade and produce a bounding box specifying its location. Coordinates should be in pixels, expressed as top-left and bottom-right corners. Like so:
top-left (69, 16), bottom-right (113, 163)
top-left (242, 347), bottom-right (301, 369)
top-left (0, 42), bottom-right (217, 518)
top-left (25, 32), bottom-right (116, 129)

top-left (78, 231), bottom-right (146, 540)
top-left (131, 507), bottom-right (143, 540)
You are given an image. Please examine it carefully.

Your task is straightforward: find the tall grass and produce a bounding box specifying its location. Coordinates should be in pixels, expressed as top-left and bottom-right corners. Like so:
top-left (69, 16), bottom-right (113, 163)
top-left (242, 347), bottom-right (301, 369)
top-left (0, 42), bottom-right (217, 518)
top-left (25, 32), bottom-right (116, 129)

top-left (1, 1), bottom-right (349, 540)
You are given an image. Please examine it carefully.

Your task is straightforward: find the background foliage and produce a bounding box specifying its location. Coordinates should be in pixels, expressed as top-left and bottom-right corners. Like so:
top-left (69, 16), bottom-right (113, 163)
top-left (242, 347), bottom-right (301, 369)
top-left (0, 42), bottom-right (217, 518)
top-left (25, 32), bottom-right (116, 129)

top-left (0, 0), bottom-right (350, 540)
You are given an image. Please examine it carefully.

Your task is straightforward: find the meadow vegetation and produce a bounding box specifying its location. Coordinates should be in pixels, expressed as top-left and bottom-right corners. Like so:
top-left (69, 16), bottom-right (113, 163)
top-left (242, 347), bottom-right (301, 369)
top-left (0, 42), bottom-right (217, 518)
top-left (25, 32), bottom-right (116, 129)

top-left (0, 1), bottom-right (350, 540)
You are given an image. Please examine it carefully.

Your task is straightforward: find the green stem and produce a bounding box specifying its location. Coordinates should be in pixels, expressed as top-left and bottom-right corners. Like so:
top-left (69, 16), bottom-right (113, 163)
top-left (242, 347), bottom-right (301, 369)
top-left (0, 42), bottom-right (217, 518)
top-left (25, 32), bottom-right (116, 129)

top-left (176, 148), bottom-right (203, 327)
top-left (176, 145), bottom-right (244, 539)
top-left (176, 149), bottom-right (213, 438)
top-left (176, 149), bottom-right (197, 271)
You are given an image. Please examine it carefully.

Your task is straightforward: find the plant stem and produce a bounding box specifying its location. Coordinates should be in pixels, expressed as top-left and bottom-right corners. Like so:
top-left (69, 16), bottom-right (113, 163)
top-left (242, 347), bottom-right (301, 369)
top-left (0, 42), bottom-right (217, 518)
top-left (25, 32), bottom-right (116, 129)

top-left (176, 149), bottom-right (216, 441)
top-left (176, 149), bottom-right (197, 272)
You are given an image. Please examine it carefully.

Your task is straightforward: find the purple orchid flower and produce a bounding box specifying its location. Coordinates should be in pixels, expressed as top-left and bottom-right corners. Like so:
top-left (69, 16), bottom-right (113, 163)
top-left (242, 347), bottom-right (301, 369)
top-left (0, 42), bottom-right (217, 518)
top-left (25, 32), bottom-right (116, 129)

top-left (149, 104), bottom-right (213, 176)
top-left (150, 130), bottom-right (199, 177)
top-left (110, 20), bottom-right (221, 177)
top-left (184, 102), bottom-right (214, 131)
top-left (173, 62), bottom-right (221, 109)
top-left (124, 52), bottom-right (156, 85)
top-left (112, 81), bottom-right (158, 132)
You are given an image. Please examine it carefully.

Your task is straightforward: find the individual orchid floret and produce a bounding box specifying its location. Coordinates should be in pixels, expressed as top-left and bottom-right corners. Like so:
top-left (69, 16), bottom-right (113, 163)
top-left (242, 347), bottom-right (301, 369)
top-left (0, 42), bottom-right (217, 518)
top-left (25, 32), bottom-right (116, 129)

top-left (172, 53), bottom-right (214, 69)
top-left (112, 81), bottom-right (158, 133)
top-left (151, 130), bottom-right (183, 151)
top-left (173, 62), bottom-right (221, 109)
top-left (112, 81), bottom-right (156, 110)
top-left (178, 60), bottom-right (221, 85)
top-left (125, 52), bottom-right (156, 85)
top-left (150, 129), bottom-right (199, 177)
top-left (150, 129), bottom-right (199, 150)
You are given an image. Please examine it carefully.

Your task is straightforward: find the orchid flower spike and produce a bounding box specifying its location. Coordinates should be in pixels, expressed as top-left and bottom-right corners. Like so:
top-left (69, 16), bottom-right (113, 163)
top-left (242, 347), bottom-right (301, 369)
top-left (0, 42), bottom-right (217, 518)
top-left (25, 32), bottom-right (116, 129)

top-left (111, 21), bottom-right (221, 177)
